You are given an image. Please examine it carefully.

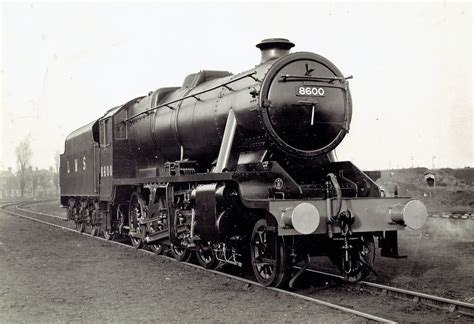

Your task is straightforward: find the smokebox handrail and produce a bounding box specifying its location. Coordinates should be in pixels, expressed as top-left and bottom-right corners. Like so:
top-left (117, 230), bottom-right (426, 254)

top-left (280, 74), bottom-right (353, 83)
top-left (124, 72), bottom-right (259, 124)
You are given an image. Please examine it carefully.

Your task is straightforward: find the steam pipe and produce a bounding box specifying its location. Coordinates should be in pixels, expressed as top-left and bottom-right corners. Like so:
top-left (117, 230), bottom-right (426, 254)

top-left (214, 109), bottom-right (237, 173)
top-left (327, 173), bottom-right (342, 222)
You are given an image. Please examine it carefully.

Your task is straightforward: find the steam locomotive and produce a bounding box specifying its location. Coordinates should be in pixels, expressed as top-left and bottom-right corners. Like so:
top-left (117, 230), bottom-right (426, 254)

top-left (60, 39), bottom-right (428, 287)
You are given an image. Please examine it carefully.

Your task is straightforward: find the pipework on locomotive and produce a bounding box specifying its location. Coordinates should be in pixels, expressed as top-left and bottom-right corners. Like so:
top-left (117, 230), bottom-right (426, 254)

top-left (60, 38), bottom-right (428, 287)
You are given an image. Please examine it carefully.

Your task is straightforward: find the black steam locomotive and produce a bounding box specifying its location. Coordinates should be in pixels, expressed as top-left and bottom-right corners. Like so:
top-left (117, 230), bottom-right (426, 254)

top-left (60, 39), bottom-right (427, 287)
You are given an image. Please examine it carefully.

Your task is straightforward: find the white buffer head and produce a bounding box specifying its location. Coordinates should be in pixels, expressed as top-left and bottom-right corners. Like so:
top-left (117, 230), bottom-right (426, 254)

top-left (284, 202), bottom-right (320, 235)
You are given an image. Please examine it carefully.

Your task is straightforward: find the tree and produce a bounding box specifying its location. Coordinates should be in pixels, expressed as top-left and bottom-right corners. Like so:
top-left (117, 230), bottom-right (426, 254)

top-left (16, 136), bottom-right (32, 198)
top-left (5, 167), bottom-right (17, 197)
top-left (31, 166), bottom-right (39, 198)
top-left (38, 170), bottom-right (47, 197)
top-left (0, 169), bottom-right (13, 198)
top-left (54, 150), bottom-right (60, 195)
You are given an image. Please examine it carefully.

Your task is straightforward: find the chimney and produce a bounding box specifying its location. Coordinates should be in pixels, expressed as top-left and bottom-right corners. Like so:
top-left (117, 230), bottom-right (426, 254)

top-left (256, 38), bottom-right (295, 64)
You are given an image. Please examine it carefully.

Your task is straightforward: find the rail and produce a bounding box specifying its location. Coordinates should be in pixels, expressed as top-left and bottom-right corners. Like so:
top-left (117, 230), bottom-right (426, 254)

top-left (2, 201), bottom-right (392, 323)
top-left (4, 201), bottom-right (474, 320)
top-left (300, 267), bottom-right (474, 317)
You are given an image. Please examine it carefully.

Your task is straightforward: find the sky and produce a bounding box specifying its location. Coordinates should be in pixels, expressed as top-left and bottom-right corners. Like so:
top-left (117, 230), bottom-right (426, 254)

top-left (1, 1), bottom-right (472, 172)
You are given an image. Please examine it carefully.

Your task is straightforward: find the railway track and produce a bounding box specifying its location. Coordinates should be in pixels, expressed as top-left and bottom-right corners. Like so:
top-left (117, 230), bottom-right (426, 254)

top-left (299, 268), bottom-right (474, 317)
top-left (2, 200), bottom-right (473, 322)
top-left (430, 212), bottom-right (474, 220)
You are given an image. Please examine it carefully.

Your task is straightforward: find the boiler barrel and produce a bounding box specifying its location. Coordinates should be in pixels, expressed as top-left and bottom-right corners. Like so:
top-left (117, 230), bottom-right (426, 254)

top-left (127, 51), bottom-right (352, 166)
top-left (149, 70), bottom-right (264, 163)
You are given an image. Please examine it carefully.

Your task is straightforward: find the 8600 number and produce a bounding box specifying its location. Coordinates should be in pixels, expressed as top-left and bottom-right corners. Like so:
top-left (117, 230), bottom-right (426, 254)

top-left (296, 86), bottom-right (325, 97)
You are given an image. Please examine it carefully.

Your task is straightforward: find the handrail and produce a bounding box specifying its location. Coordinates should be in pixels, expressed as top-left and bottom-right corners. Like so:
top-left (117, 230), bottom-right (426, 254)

top-left (280, 74), bottom-right (353, 83)
top-left (123, 71), bottom-right (259, 124)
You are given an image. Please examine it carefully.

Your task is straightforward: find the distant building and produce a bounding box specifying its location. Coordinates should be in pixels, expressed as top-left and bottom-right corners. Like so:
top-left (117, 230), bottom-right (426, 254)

top-left (424, 171), bottom-right (436, 187)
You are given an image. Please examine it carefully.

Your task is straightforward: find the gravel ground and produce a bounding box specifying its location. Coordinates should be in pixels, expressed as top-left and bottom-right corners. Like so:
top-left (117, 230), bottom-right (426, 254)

top-left (313, 216), bottom-right (474, 302)
top-left (0, 204), bottom-right (361, 323)
top-left (2, 200), bottom-right (473, 322)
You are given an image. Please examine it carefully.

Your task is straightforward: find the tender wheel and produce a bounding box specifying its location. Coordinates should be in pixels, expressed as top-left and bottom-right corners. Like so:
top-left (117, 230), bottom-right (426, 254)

top-left (170, 243), bottom-right (191, 262)
top-left (129, 192), bottom-right (145, 249)
top-left (76, 221), bottom-right (85, 233)
top-left (66, 206), bottom-right (73, 221)
top-left (149, 243), bottom-right (164, 255)
top-left (73, 203), bottom-right (85, 233)
top-left (250, 218), bottom-right (289, 287)
top-left (195, 242), bottom-right (219, 269)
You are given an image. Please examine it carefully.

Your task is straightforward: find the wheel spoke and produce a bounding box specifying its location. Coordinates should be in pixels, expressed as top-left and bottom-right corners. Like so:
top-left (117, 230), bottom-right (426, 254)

top-left (170, 243), bottom-right (191, 262)
top-left (128, 193), bottom-right (145, 249)
top-left (250, 219), bottom-right (288, 287)
top-left (195, 243), bottom-right (218, 269)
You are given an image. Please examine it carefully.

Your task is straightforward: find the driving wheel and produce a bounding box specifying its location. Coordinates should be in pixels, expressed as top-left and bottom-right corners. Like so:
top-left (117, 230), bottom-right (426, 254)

top-left (170, 243), bottom-right (191, 262)
top-left (149, 243), bottom-right (164, 255)
top-left (195, 242), bottom-right (219, 269)
top-left (250, 218), bottom-right (289, 287)
top-left (128, 192), bottom-right (145, 249)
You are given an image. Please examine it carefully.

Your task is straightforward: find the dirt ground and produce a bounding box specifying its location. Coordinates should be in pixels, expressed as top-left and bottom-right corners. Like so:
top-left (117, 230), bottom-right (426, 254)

top-left (0, 203), bottom-right (361, 323)
top-left (2, 200), bottom-right (473, 322)
top-left (312, 216), bottom-right (474, 303)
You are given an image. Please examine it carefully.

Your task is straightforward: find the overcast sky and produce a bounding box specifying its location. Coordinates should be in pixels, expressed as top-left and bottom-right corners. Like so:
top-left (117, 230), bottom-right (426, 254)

top-left (1, 1), bottom-right (472, 171)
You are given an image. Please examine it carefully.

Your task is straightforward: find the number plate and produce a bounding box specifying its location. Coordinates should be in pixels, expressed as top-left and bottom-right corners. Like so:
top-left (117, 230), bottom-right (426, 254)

top-left (296, 86), bottom-right (325, 97)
